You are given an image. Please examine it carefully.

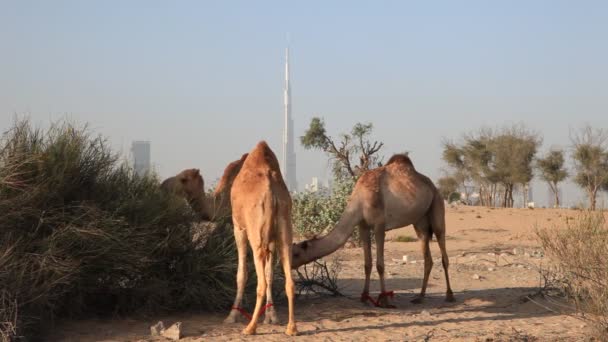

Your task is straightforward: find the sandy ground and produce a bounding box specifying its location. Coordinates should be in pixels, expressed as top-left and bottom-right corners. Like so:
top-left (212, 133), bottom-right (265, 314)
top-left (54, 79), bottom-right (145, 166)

top-left (50, 207), bottom-right (602, 341)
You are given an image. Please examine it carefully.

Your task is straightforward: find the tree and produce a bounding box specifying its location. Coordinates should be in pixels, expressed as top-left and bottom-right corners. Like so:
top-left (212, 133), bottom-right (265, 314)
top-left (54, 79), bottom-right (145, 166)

top-left (437, 176), bottom-right (459, 202)
top-left (571, 126), bottom-right (608, 210)
top-left (536, 149), bottom-right (568, 207)
top-left (442, 124), bottom-right (541, 208)
top-left (301, 118), bottom-right (384, 181)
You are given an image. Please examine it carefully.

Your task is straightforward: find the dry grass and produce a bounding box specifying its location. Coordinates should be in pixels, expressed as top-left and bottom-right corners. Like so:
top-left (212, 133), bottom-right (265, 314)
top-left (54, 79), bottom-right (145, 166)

top-left (537, 211), bottom-right (608, 340)
top-left (394, 235), bottom-right (418, 243)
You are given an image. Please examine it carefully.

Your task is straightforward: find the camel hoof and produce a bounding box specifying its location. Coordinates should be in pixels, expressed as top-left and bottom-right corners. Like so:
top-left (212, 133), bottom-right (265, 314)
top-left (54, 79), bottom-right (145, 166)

top-left (445, 293), bottom-right (456, 302)
top-left (263, 311), bottom-right (280, 324)
top-left (285, 324), bottom-right (298, 336)
top-left (410, 296), bottom-right (424, 304)
top-left (242, 327), bottom-right (256, 335)
top-left (223, 315), bottom-right (237, 324)
top-left (377, 297), bottom-right (394, 308)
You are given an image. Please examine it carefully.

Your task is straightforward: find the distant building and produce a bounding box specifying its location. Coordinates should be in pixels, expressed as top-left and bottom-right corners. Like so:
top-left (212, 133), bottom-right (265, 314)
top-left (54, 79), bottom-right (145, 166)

top-left (281, 45), bottom-right (297, 192)
top-left (304, 177), bottom-right (330, 195)
top-left (305, 177), bottom-right (320, 192)
top-left (131, 141), bottom-right (151, 176)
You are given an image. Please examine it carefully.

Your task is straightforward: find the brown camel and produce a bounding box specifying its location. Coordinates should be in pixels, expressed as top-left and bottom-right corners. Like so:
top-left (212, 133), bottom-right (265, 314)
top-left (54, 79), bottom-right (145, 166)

top-left (291, 154), bottom-right (454, 307)
top-left (160, 153), bottom-right (248, 221)
top-left (224, 141), bottom-right (297, 336)
top-left (160, 168), bottom-right (207, 218)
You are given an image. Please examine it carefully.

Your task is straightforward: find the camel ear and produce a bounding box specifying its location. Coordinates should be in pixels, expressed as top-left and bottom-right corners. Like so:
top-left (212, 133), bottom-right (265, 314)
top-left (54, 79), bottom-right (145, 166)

top-left (180, 177), bottom-right (187, 183)
top-left (194, 168), bottom-right (200, 176)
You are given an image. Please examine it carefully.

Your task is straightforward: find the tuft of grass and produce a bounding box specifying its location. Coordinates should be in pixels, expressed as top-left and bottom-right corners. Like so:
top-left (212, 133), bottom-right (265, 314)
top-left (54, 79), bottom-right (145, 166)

top-left (395, 235), bottom-right (418, 243)
top-left (537, 211), bottom-right (608, 340)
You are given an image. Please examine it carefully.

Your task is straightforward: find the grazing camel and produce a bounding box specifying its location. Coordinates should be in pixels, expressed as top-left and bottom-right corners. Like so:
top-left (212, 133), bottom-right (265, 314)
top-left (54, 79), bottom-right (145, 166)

top-left (160, 168), bottom-right (207, 218)
top-left (291, 154), bottom-right (454, 307)
top-left (224, 141), bottom-right (297, 336)
top-left (160, 153), bottom-right (248, 220)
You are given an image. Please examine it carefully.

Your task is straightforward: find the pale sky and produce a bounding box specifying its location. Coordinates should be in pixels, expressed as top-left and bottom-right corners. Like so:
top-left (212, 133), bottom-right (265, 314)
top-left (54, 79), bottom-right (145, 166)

top-left (1, 1), bottom-right (607, 207)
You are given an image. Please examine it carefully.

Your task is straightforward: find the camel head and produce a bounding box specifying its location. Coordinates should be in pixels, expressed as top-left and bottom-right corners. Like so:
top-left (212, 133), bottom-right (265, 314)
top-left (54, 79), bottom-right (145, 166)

top-left (160, 168), bottom-right (208, 219)
top-left (176, 168), bottom-right (205, 201)
top-left (291, 238), bottom-right (319, 268)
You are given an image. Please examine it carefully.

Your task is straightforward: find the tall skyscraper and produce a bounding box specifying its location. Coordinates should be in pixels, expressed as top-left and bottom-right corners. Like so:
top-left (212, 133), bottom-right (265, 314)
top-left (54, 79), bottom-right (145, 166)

top-left (131, 141), bottom-right (151, 176)
top-left (282, 46), bottom-right (297, 191)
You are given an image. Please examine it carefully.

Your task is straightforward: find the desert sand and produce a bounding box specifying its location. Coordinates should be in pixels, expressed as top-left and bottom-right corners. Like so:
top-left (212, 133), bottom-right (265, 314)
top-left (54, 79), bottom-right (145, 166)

top-left (50, 207), bottom-right (601, 341)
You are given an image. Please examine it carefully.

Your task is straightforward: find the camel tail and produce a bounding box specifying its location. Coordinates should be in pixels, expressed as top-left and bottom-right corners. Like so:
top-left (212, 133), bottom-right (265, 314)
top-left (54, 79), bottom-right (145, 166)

top-left (428, 189), bottom-right (446, 240)
top-left (260, 189), bottom-right (278, 257)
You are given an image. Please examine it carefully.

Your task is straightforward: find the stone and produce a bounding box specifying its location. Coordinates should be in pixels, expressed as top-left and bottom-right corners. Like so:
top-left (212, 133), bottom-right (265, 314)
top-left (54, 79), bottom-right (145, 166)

top-left (161, 322), bottom-right (182, 341)
top-left (472, 274), bottom-right (481, 280)
top-left (150, 321), bottom-right (165, 336)
top-left (487, 267), bottom-right (495, 272)
top-left (420, 310), bottom-right (431, 316)
top-left (402, 255), bottom-right (409, 262)
top-left (524, 252), bottom-right (531, 257)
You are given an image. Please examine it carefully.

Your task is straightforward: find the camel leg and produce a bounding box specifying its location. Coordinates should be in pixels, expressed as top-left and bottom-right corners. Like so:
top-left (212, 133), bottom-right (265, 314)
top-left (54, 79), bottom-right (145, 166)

top-left (411, 220), bottom-right (433, 304)
top-left (359, 224), bottom-right (372, 301)
top-left (374, 225), bottom-right (392, 307)
top-left (224, 226), bottom-right (248, 323)
top-left (243, 248), bottom-right (267, 335)
top-left (436, 232), bottom-right (455, 302)
top-left (279, 219), bottom-right (298, 336)
top-left (263, 243), bottom-right (279, 324)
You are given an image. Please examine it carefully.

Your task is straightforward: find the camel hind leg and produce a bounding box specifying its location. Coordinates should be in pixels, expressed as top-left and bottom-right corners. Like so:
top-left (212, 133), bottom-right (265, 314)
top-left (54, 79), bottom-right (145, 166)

top-left (224, 226), bottom-right (248, 323)
top-left (429, 194), bottom-right (455, 302)
top-left (242, 246), bottom-right (268, 335)
top-left (411, 217), bottom-right (433, 304)
top-left (263, 243), bottom-right (279, 324)
top-left (278, 215), bottom-right (298, 336)
top-left (358, 224), bottom-right (373, 300)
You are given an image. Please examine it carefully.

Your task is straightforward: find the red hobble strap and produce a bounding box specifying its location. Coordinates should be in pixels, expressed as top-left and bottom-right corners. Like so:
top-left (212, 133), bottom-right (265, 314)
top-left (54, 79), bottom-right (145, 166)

top-left (377, 291), bottom-right (396, 308)
top-left (259, 303), bottom-right (274, 317)
top-left (378, 291), bottom-right (394, 299)
top-left (361, 291), bottom-right (380, 307)
top-left (231, 303), bottom-right (274, 321)
top-left (231, 306), bottom-right (252, 321)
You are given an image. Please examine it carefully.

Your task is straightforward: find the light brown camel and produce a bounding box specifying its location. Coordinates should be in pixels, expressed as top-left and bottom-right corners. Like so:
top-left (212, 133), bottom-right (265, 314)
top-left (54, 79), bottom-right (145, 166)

top-left (224, 141), bottom-right (297, 336)
top-left (160, 168), bottom-right (207, 218)
top-left (160, 153), bottom-right (248, 221)
top-left (291, 154), bottom-right (454, 307)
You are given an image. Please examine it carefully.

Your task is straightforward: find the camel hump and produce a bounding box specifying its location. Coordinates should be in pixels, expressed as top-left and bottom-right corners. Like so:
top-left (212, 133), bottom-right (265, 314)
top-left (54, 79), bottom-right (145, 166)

top-left (246, 141), bottom-right (281, 171)
top-left (386, 154), bottom-right (414, 168)
top-left (214, 153), bottom-right (249, 194)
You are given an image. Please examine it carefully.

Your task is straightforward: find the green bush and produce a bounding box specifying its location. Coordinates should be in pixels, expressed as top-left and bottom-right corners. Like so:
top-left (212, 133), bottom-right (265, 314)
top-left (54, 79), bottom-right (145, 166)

top-left (537, 212), bottom-right (608, 339)
top-left (0, 119), bottom-right (253, 340)
top-left (292, 178), bottom-right (355, 240)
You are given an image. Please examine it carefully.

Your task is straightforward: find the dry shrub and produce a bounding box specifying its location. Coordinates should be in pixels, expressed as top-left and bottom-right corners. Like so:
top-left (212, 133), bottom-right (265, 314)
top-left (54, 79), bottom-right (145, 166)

top-left (537, 211), bottom-right (608, 339)
top-left (0, 119), bottom-right (257, 340)
top-left (295, 256), bottom-right (343, 297)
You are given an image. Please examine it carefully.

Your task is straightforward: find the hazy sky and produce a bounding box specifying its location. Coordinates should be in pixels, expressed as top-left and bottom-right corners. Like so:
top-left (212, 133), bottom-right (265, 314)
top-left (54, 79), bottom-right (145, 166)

top-left (1, 1), bottom-right (607, 206)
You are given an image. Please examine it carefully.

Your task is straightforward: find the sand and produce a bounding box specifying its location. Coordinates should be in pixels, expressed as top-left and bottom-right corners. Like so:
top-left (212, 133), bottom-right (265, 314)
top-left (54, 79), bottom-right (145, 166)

top-left (49, 207), bottom-right (601, 341)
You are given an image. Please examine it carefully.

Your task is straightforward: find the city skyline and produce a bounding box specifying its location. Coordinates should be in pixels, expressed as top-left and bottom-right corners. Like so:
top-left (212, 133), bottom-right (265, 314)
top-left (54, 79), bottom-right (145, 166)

top-left (1, 1), bottom-right (607, 207)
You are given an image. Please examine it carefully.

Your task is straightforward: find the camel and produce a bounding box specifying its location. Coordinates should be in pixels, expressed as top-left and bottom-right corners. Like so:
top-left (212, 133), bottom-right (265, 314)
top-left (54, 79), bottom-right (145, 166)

top-left (291, 154), bottom-right (454, 307)
top-left (224, 141), bottom-right (297, 336)
top-left (160, 168), bottom-right (207, 218)
top-left (160, 153), bottom-right (248, 221)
